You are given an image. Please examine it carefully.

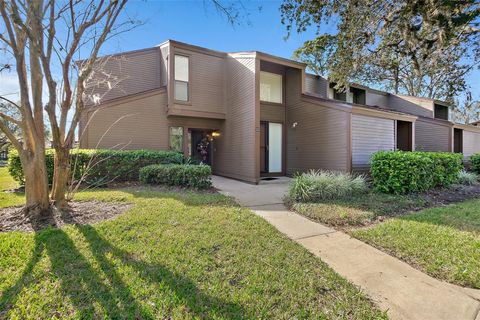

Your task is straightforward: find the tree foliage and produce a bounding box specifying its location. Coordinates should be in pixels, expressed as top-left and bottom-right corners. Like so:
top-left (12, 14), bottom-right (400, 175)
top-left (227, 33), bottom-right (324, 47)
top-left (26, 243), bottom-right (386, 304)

top-left (451, 91), bottom-right (480, 124)
top-left (283, 0), bottom-right (480, 100)
top-left (0, 0), bottom-right (135, 211)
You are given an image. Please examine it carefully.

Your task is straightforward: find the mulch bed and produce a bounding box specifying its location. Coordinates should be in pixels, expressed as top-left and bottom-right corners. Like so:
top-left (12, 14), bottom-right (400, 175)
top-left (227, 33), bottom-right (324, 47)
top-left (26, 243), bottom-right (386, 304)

top-left (0, 201), bottom-right (132, 233)
top-left (423, 184), bottom-right (480, 206)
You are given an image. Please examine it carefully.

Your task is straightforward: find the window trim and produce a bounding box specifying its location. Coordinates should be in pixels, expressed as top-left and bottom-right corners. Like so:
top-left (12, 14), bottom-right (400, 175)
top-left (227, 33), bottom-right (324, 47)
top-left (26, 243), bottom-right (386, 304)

top-left (260, 71), bottom-right (284, 104)
top-left (173, 54), bottom-right (191, 104)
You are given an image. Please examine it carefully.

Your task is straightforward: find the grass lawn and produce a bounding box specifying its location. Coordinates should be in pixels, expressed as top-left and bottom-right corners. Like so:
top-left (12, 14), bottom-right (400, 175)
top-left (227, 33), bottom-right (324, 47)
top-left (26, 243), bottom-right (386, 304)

top-left (0, 167), bottom-right (18, 191)
top-left (352, 200), bottom-right (480, 289)
top-left (288, 192), bottom-right (429, 227)
top-left (0, 170), bottom-right (386, 318)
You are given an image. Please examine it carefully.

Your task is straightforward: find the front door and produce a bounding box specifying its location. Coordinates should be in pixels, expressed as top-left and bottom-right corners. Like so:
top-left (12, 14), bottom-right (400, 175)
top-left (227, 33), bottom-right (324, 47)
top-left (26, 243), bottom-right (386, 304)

top-left (260, 122), bottom-right (283, 175)
top-left (190, 130), bottom-right (212, 165)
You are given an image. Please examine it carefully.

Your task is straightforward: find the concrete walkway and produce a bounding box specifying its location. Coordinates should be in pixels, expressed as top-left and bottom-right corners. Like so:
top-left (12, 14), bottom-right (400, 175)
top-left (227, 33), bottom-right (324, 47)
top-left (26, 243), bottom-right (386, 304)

top-left (212, 175), bottom-right (480, 320)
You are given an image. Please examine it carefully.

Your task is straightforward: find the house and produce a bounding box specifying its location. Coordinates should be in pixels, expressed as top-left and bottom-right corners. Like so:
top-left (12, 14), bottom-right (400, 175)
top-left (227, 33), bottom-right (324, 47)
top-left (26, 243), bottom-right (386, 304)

top-left (79, 40), bottom-right (480, 183)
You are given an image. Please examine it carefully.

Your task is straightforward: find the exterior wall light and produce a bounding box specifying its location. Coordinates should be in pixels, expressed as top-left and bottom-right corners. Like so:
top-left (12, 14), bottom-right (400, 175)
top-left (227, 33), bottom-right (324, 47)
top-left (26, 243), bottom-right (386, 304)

top-left (211, 131), bottom-right (221, 138)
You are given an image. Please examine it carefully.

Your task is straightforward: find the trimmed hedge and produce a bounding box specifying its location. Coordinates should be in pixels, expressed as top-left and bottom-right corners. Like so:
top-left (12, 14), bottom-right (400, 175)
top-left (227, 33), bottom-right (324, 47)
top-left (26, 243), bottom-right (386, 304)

top-left (139, 164), bottom-right (212, 189)
top-left (8, 149), bottom-right (184, 186)
top-left (471, 154), bottom-right (480, 174)
top-left (370, 151), bottom-right (463, 194)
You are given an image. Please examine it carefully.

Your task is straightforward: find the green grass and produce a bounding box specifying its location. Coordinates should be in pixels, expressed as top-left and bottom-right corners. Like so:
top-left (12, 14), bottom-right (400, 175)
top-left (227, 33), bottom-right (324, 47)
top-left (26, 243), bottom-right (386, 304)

top-left (0, 169), bottom-right (386, 318)
top-left (288, 192), bottom-right (428, 227)
top-left (0, 167), bottom-right (18, 191)
top-left (353, 199), bottom-right (480, 288)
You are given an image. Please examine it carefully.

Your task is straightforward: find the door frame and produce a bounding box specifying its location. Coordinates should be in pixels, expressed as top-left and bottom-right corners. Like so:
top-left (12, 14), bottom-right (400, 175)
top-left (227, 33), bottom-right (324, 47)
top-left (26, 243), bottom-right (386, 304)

top-left (260, 121), bottom-right (285, 177)
top-left (187, 128), bottom-right (215, 167)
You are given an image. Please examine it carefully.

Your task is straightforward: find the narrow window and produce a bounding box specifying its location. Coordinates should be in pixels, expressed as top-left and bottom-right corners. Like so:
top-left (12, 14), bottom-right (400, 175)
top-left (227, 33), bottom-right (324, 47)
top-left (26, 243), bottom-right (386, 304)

top-left (434, 104), bottom-right (449, 120)
top-left (260, 71), bottom-right (283, 103)
top-left (169, 126), bottom-right (183, 152)
top-left (174, 55), bottom-right (189, 101)
top-left (329, 83), bottom-right (347, 101)
top-left (350, 87), bottom-right (366, 105)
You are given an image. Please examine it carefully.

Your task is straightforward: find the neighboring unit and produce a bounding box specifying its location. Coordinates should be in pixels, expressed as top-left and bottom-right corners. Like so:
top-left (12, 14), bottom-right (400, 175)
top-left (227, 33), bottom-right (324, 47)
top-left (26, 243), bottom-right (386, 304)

top-left (80, 40), bottom-right (480, 183)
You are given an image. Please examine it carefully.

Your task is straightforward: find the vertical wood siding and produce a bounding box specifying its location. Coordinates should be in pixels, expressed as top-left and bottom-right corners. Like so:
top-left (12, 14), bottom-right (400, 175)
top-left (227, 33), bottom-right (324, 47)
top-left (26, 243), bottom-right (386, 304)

top-left (352, 114), bottom-right (395, 167)
top-left (286, 68), bottom-right (350, 174)
top-left (213, 56), bottom-right (257, 182)
top-left (84, 48), bottom-right (161, 105)
top-left (415, 119), bottom-right (451, 152)
top-left (463, 130), bottom-right (480, 158)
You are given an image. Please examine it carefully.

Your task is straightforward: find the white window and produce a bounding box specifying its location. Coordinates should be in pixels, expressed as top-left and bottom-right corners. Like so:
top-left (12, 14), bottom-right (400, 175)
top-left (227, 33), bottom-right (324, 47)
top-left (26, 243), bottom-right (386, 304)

top-left (169, 126), bottom-right (183, 152)
top-left (174, 55), bottom-right (189, 101)
top-left (260, 71), bottom-right (282, 103)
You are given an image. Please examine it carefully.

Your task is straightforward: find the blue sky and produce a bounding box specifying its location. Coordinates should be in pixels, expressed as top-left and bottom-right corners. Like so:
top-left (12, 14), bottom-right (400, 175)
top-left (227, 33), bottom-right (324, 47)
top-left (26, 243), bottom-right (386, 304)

top-left (103, 1), bottom-right (321, 58)
top-left (0, 0), bottom-right (478, 99)
top-left (103, 0), bottom-right (479, 99)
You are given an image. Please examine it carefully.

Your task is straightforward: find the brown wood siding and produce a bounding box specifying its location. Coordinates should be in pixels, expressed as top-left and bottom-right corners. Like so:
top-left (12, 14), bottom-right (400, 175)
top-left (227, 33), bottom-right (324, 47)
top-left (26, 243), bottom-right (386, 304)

top-left (260, 103), bottom-right (285, 123)
top-left (352, 114), bottom-right (395, 167)
top-left (169, 47), bottom-right (225, 116)
top-left (304, 74), bottom-right (328, 97)
top-left (213, 55), bottom-right (257, 183)
top-left (81, 90), bottom-right (222, 153)
top-left (83, 91), bottom-right (169, 150)
top-left (463, 130), bottom-right (480, 159)
top-left (366, 91), bottom-right (388, 107)
top-left (388, 95), bottom-right (434, 118)
top-left (84, 48), bottom-right (161, 105)
top-left (286, 68), bottom-right (350, 174)
top-left (415, 119), bottom-right (451, 152)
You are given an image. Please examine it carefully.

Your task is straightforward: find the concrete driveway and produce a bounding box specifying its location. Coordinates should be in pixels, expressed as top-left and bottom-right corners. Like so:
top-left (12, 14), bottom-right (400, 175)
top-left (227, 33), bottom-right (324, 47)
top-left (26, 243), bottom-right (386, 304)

top-left (212, 175), bottom-right (480, 320)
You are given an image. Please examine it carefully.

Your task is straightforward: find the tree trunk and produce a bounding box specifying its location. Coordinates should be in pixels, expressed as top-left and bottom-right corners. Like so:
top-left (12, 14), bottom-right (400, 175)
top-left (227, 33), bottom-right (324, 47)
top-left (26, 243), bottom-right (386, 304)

top-left (20, 151), bottom-right (50, 213)
top-left (51, 147), bottom-right (70, 208)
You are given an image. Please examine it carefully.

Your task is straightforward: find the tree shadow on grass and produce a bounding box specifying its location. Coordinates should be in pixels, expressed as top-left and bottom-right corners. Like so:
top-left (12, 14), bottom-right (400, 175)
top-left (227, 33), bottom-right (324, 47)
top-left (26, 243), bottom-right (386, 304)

top-left (0, 224), bottom-right (245, 319)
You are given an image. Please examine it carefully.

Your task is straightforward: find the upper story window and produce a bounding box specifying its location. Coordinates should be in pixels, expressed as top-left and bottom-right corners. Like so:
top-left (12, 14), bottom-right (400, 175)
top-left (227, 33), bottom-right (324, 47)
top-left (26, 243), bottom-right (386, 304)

top-left (329, 83), bottom-right (347, 101)
top-left (434, 103), bottom-right (449, 120)
top-left (174, 55), bottom-right (189, 101)
top-left (260, 71), bottom-right (283, 103)
top-left (350, 87), bottom-right (366, 105)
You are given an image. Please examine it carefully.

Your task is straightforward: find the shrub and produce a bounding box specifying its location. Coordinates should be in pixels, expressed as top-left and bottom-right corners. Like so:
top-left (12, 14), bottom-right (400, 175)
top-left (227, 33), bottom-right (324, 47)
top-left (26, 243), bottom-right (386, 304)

top-left (289, 170), bottom-right (368, 202)
top-left (370, 151), bottom-right (463, 194)
top-left (457, 170), bottom-right (478, 185)
top-left (8, 149), bottom-right (184, 186)
top-left (139, 164), bottom-right (212, 189)
top-left (470, 154), bottom-right (480, 174)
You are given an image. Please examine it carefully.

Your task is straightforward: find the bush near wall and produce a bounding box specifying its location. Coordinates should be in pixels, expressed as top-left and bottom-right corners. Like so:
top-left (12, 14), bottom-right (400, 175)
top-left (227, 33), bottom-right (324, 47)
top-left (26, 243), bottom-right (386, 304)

top-left (470, 154), bottom-right (480, 174)
top-left (8, 149), bottom-right (184, 186)
top-left (370, 151), bottom-right (463, 194)
top-left (288, 170), bottom-right (368, 202)
top-left (139, 164), bottom-right (212, 189)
